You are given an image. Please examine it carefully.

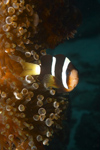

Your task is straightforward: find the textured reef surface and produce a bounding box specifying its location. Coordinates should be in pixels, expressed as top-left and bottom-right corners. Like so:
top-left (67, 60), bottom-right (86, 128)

top-left (0, 0), bottom-right (81, 150)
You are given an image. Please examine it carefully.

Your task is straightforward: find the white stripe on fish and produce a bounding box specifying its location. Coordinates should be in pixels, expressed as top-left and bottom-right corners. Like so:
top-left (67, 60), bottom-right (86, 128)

top-left (51, 56), bottom-right (56, 77)
top-left (62, 57), bottom-right (71, 89)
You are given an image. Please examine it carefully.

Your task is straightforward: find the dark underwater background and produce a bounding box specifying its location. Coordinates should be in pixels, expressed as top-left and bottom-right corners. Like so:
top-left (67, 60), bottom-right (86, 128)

top-left (46, 0), bottom-right (100, 150)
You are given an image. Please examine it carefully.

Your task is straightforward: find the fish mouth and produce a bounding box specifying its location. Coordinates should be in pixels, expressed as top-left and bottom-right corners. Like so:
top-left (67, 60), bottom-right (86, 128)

top-left (67, 77), bottom-right (79, 92)
top-left (73, 77), bottom-right (79, 87)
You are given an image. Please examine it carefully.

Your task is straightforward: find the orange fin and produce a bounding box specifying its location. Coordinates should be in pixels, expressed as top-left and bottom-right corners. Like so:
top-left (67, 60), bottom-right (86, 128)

top-left (43, 74), bottom-right (60, 89)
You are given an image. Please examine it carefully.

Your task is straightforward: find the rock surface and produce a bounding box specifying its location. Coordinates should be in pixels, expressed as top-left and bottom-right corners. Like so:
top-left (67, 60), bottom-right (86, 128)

top-left (47, 0), bottom-right (100, 149)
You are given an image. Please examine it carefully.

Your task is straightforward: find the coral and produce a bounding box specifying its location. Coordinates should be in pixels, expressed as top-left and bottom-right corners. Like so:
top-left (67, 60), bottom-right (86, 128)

top-left (0, 0), bottom-right (81, 149)
top-left (33, 0), bottom-right (82, 48)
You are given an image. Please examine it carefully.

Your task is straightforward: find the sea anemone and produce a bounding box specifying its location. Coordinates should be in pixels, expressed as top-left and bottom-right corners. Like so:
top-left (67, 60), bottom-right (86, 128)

top-left (0, 78), bottom-right (69, 150)
top-left (0, 0), bottom-right (81, 149)
top-left (0, 50), bottom-right (69, 150)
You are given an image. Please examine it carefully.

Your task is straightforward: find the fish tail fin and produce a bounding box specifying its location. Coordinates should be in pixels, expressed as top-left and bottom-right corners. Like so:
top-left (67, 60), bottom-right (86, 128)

top-left (20, 61), bottom-right (41, 76)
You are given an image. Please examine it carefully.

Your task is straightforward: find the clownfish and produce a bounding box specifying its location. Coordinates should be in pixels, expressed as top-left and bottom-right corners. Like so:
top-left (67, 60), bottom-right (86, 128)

top-left (21, 54), bottom-right (79, 92)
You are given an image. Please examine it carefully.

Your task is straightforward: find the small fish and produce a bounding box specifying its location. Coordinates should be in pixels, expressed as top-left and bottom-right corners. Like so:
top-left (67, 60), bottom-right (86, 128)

top-left (21, 54), bottom-right (79, 92)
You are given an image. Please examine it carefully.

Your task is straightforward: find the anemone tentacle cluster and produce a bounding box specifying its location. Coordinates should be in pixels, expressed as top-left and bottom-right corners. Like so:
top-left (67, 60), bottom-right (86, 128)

top-left (0, 0), bottom-right (81, 149)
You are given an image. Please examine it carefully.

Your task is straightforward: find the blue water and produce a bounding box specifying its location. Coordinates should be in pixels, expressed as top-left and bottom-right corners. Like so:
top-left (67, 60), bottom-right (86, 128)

top-left (46, 0), bottom-right (100, 150)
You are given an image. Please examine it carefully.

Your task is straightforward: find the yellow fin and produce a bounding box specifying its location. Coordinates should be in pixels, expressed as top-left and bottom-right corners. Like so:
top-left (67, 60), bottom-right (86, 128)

top-left (43, 74), bottom-right (59, 89)
top-left (20, 61), bottom-right (41, 76)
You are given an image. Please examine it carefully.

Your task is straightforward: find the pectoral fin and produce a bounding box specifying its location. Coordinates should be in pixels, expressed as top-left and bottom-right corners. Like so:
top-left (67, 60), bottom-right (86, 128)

top-left (43, 74), bottom-right (60, 89)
